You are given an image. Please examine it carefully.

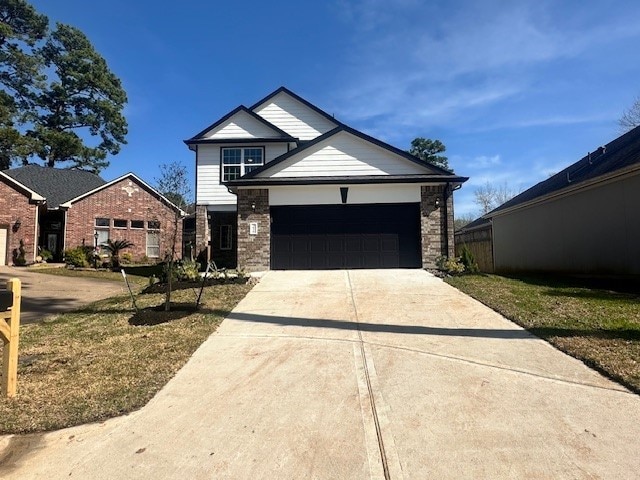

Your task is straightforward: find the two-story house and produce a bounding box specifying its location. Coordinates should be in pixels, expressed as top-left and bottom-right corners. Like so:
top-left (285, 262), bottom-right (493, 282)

top-left (185, 87), bottom-right (467, 272)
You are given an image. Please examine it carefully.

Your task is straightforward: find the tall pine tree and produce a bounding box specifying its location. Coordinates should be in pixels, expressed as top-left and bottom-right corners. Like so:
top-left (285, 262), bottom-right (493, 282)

top-left (0, 1), bottom-right (127, 172)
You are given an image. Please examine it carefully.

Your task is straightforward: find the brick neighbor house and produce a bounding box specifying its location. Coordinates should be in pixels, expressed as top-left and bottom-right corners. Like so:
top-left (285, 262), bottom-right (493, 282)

top-left (185, 87), bottom-right (468, 272)
top-left (0, 165), bottom-right (184, 266)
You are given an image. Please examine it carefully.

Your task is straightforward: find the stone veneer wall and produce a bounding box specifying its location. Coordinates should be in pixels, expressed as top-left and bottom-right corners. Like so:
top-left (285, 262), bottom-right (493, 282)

top-left (420, 185), bottom-right (455, 268)
top-left (237, 188), bottom-right (270, 272)
top-left (194, 205), bottom-right (210, 265)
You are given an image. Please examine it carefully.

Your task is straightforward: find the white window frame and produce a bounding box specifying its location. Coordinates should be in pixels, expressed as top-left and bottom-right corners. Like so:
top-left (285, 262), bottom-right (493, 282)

top-left (94, 218), bottom-right (110, 251)
top-left (221, 147), bottom-right (264, 182)
top-left (113, 219), bottom-right (128, 229)
top-left (146, 230), bottom-right (160, 259)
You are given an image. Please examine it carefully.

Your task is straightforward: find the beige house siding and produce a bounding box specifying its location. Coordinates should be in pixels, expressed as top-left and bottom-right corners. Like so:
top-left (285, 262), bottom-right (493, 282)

top-left (493, 171), bottom-right (640, 275)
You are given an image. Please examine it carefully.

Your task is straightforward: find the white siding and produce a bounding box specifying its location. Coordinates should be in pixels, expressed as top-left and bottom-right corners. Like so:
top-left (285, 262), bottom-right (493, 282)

top-left (196, 143), bottom-right (289, 206)
top-left (253, 91), bottom-right (337, 140)
top-left (204, 110), bottom-right (283, 139)
top-left (196, 145), bottom-right (235, 206)
top-left (257, 131), bottom-right (429, 178)
top-left (268, 184), bottom-right (421, 206)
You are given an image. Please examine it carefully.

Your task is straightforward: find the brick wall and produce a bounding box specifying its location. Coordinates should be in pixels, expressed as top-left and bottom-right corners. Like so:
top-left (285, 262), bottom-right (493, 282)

top-left (65, 178), bottom-right (182, 262)
top-left (420, 185), bottom-right (454, 268)
top-left (194, 205), bottom-right (210, 265)
top-left (237, 188), bottom-right (270, 272)
top-left (0, 178), bottom-right (38, 265)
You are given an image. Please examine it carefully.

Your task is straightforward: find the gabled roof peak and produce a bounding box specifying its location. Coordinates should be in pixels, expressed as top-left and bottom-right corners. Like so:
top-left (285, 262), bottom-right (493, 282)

top-left (185, 105), bottom-right (297, 143)
top-left (249, 86), bottom-right (342, 127)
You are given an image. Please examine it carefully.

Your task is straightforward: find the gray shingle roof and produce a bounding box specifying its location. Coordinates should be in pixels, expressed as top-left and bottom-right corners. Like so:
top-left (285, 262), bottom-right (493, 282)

top-left (490, 125), bottom-right (640, 215)
top-left (2, 164), bottom-right (106, 209)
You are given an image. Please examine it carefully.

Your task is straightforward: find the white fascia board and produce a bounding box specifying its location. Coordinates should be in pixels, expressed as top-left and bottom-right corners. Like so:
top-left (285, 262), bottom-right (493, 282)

top-left (0, 171), bottom-right (45, 201)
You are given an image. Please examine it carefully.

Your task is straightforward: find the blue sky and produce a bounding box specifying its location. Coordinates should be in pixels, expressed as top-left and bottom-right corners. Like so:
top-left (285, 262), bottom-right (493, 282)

top-left (30, 0), bottom-right (640, 217)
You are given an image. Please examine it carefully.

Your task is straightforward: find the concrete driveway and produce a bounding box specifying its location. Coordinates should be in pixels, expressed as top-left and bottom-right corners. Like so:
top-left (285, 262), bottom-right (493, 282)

top-left (0, 266), bottom-right (127, 324)
top-left (1, 269), bottom-right (639, 479)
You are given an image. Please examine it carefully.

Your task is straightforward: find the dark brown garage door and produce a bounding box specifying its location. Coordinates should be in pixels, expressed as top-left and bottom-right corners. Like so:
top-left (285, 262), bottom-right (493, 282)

top-left (271, 204), bottom-right (421, 269)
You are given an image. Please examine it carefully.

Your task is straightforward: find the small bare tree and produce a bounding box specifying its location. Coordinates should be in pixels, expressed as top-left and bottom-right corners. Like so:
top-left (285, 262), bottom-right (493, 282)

top-left (474, 181), bottom-right (518, 214)
top-left (619, 96), bottom-right (640, 132)
top-left (155, 161), bottom-right (190, 311)
top-left (454, 213), bottom-right (476, 231)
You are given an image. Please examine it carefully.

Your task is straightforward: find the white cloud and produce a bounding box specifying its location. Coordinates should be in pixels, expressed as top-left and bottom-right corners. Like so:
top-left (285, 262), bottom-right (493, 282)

top-left (330, 1), bottom-right (640, 128)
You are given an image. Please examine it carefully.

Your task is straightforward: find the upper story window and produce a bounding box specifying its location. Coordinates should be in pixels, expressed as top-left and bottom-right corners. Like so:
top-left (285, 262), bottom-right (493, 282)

top-left (221, 147), bottom-right (264, 182)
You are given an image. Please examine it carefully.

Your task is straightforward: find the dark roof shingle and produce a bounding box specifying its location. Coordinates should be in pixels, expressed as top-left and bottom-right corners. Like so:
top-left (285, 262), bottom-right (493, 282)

top-left (490, 125), bottom-right (640, 215)
top-left (2, 165), bottom-right (106, 208)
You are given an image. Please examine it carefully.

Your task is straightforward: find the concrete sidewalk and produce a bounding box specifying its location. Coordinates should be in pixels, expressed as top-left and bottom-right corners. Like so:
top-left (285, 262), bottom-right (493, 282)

top-left (1, 270), bottom-right (639, 479)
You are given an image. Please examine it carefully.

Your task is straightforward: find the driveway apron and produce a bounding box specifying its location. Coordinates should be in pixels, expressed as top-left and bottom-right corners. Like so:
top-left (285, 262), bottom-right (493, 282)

top-left (1, 269), bottom-right (639, 479)
top-left (0, 266), bottom-right (126, 324)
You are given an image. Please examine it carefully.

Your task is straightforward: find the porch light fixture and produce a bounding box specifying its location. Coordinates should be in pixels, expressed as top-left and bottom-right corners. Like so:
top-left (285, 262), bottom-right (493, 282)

top-left (251, 201), bottom-right (256, 212)
top-left (13, 218), bottom-right (21, 231)
top-left (434, 198), bottom-right (441, 209)
top-left (93, 231), bottom-right (99, 269)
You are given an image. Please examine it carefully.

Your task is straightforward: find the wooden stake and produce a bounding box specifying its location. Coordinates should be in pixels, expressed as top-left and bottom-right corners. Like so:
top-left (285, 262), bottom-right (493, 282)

top-left (1, 278), bottom-right (21, 398)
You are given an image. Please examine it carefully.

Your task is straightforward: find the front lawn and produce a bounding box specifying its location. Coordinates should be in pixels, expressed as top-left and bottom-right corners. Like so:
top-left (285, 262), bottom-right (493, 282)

top-left (0, 280), bottom-right (253, 434)
top-left (446, 274), bottom-right (640, 394)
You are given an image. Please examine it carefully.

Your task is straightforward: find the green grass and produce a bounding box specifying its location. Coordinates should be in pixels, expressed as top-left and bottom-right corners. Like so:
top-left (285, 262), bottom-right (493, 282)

top-left (446, 274), bottom-right (640, 393)
top-left (0, 280), bottom-right (253, 434)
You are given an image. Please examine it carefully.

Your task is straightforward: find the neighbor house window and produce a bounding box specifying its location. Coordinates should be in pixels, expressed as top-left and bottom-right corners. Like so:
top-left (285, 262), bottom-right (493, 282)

top-left (94, 218), bottom-right (110, 248)
top-left (146, 231), bottom-right (160, 258)
top-left (220, 225), bottom-right (232, 250)
top-left (221, 147), bottom-right (264, 181)
top-left (131, 220), bottom-right (144, 229)
top-left (147, 220), bottom-right (160, 230)
top-left (114, 219), bottom-right (127, 228)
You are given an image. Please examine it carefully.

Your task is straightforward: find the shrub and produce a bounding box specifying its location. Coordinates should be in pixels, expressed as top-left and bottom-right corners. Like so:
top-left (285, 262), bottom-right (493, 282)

top-left (64, 246), bottom-right (93, 268)
top-left (177, 260), bottom-right (200, 282)
top-left (159, 261), bottom-right (178, 284)
top-left (436, 255), bottom-right (465, 275)
top-left (120, 252), bottom-right (133, 265)
top-left (104, 239), bottom-right (134, 270)
top-left (459, 245), bottom-right (479, 273)
top-left (40, 249), bottom-right (53, 261)
top-left (13, 240), bottom-right (27, 265)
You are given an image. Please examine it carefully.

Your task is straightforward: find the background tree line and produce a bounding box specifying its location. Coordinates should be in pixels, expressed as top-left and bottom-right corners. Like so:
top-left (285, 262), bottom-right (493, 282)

top-left (0, 0), bottom-right (127, 172)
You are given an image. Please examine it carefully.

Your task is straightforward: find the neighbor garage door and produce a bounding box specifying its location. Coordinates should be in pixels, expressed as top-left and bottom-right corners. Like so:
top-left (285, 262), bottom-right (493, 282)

top-left (271, 204), bottom-right (421, 269)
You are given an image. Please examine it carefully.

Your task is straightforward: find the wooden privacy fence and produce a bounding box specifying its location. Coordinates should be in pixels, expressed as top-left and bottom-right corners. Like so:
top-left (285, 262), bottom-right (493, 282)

top-left (455, 227), bottom-right (494, 273)
top-left (0, 278), bottom-right (21, 397)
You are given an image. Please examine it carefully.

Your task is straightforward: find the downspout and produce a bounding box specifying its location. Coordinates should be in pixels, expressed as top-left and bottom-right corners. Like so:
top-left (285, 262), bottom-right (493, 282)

top-left (62, 209), bottom-right (68, 254)
top-left (33, 204), bottom-right (40, 263)
top-left (443, 183), bottom-right (449, 257)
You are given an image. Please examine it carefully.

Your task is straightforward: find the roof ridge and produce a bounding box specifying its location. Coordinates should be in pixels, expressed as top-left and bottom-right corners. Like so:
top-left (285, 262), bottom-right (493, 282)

top-left (249, 86), bottom-right (343, 127)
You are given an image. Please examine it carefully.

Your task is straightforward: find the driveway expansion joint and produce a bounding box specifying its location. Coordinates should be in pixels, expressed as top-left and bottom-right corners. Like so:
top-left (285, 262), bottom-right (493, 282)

top-left (347, 270), bottom-right (404, 480)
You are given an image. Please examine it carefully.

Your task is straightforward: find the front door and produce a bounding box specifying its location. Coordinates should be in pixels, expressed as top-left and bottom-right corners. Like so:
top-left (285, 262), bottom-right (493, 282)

top-left (47, 233), bottom-right (58, 255)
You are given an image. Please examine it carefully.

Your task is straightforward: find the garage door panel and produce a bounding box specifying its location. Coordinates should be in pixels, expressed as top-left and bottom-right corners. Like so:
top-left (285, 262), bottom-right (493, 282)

top-left (271, 204), bottom-right (421, 270)
top-left (327, 237), bottom-right (343, 253)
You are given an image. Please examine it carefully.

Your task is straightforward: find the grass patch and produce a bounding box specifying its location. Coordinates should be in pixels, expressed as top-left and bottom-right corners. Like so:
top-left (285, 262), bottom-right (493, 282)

top-left (446, 274), bottom-right (640, 393)
top-left (0, 281), bottom-right (253, 434)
